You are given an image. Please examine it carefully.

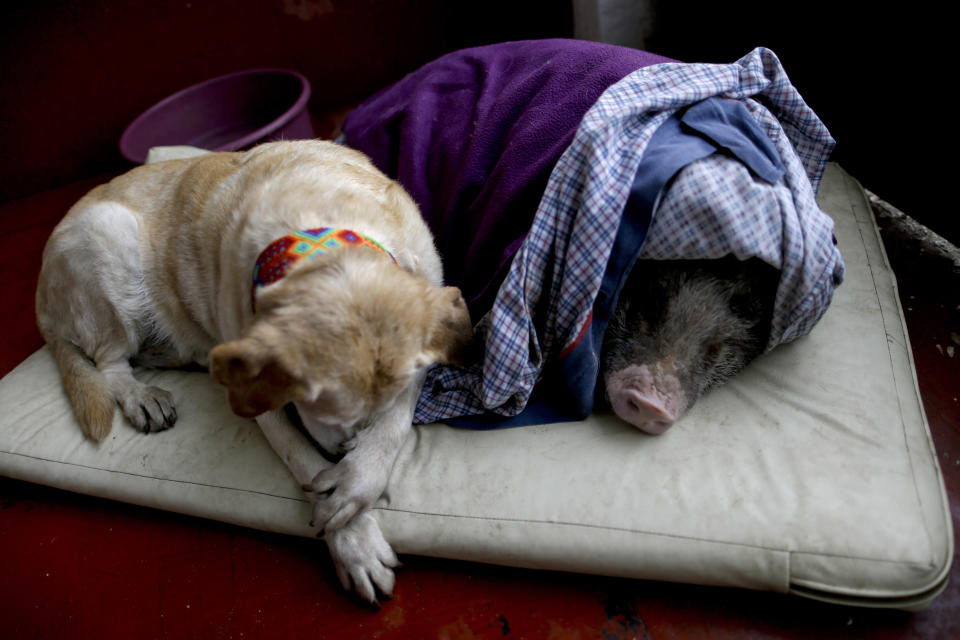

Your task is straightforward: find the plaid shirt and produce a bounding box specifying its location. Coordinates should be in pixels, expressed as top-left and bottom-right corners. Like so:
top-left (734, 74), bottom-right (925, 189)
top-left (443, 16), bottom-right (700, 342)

top-left (411, 47), bottom-right (843, 425)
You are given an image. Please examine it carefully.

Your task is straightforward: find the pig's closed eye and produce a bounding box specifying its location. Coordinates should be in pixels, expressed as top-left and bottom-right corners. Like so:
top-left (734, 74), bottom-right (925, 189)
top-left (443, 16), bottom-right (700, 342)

top-left (706, 342), bottom-right (724, 360)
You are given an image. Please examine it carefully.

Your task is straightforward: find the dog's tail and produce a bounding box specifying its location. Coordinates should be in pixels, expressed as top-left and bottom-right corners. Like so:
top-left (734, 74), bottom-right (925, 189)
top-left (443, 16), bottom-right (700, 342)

top-left (50, 339), bottom-right (115, 442)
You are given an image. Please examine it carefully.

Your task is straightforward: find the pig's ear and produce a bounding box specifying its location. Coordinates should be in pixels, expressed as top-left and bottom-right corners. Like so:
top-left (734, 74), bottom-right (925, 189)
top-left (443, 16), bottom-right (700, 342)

top-left (209, 339), bottom-right (308, 417)
top-left (730, 261), bottom-right (780, 318)
top-left (728, 281), bottom-right (765, 322)
top-left (415, 286), bottom-right (475, 368)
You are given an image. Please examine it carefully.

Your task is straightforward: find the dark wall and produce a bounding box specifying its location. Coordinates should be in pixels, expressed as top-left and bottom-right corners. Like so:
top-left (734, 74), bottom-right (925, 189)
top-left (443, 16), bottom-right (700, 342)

top-left (0, 1), bottom-right (442, 202)
top-left (0, 1), bottom-right (570, 204)
top-left (646, 1), bottom-right (956, 245)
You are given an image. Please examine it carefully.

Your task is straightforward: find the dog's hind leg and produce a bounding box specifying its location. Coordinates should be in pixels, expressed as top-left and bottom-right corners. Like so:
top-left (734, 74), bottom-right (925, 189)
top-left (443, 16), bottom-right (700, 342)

top-left (39, 201), bottom-right (178, 439)
top-left (99, 355), bottom-right (177, 434)
top-left (49, 338), bottom-right (117, 442)
top-left (49, 339), bottom-right (177, 438)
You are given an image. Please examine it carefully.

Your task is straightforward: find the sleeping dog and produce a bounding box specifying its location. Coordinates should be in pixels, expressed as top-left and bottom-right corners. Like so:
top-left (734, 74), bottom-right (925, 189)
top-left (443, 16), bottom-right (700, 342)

top-left (36, 139), bottom-right (473, 602)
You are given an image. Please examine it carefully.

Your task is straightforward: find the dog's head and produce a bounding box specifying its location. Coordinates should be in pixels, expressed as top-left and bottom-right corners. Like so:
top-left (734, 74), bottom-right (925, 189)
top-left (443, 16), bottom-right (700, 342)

top-left (209, 252), bottom-right (473, 435)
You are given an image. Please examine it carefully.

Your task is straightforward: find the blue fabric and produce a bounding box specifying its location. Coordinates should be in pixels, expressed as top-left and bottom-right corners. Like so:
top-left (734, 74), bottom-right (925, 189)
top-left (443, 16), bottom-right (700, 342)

top-left (680, 98), bottom-right (785, 183)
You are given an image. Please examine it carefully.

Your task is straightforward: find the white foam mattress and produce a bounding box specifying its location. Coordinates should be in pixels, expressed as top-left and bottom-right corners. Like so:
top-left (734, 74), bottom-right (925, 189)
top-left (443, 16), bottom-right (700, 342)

top-left (0, 163), bottom-right (951, 610)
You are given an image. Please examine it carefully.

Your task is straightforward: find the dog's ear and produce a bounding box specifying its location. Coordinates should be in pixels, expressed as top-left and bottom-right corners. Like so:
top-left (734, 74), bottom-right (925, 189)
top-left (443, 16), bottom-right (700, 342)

top-left (209, 339), bottom-right (308, 417)
top-left (415, 286), bottom-right (475, 368)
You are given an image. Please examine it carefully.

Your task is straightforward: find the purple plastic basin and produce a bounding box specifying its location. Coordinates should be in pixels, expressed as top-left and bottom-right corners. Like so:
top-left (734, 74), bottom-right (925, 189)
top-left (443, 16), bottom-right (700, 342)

top-left (119, 68), bottom-right (313, 164)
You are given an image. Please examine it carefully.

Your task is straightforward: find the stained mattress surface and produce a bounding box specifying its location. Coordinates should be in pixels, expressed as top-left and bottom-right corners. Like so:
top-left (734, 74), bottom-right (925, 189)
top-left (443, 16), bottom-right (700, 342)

top-left (0, 163), bottom-right (952, 610)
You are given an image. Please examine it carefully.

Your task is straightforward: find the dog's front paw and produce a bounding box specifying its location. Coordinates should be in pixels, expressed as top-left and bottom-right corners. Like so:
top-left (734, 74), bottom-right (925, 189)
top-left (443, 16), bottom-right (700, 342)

top-left (304, 456), bottom-right (386, 532)
top-left (325, 511), bottom-right (399, 603)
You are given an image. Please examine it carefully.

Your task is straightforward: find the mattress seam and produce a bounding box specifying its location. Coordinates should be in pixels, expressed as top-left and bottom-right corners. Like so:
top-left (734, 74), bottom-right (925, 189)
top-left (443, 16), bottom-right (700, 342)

top-left (372, 505), bottom-right (935, 567)
top-left (849, 169), bottom-right (940, 566)
top-left (2, 447), bottom-right (938, 569)
top-left (0, 449), bottom-right (307, 504)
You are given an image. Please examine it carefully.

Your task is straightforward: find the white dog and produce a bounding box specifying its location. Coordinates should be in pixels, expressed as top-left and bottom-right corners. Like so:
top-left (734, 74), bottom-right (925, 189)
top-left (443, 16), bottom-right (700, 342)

top-left (36, 140), bottom-right (473, 602)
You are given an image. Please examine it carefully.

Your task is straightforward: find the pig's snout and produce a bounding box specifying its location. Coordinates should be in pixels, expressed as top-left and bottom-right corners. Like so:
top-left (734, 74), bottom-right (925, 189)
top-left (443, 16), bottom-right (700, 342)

top-left (605, 364), bottom-right (685, 435)
top-left (611, 389), bottom-right (676, 434)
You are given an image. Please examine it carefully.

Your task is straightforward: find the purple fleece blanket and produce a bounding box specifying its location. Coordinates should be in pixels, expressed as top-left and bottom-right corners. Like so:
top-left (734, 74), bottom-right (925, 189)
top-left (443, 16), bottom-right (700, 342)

top-left (343, 39), bottom-right (672, 317)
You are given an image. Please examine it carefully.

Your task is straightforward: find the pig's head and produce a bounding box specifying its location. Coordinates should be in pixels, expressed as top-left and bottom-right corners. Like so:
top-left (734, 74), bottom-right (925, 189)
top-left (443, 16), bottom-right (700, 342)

top-left (601, 258), bottom-right (778, 434)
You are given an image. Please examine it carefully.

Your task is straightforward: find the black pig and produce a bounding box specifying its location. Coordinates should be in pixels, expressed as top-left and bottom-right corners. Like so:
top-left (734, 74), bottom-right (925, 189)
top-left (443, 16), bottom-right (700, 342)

top-left (601, 256), bottom-right (779, 434)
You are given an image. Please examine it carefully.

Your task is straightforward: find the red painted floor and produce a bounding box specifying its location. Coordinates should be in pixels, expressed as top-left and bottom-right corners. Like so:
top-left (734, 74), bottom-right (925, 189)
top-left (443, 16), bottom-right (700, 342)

top-left (1, 176), bottom-right (957, 638)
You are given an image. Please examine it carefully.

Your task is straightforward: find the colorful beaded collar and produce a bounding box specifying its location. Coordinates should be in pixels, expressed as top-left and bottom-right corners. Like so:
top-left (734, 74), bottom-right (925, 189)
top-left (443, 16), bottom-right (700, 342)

top-left (251, 228), bottom-right (397, 309)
